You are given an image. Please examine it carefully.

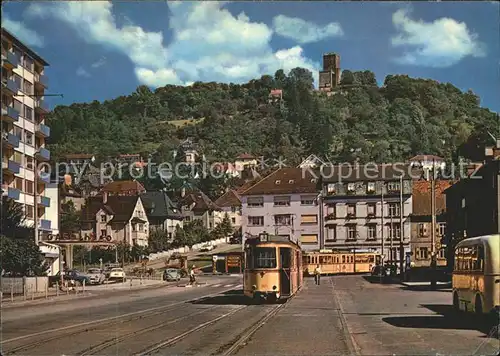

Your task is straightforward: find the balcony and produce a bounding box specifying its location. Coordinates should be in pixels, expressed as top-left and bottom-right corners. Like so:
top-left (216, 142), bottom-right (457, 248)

top-left (2, 160), bottom-right (21, 175)
top-left (34, 99), bottom-right (49, 113)
top-left (2, 79), bottom-right (20, 95)
top-left (37, 195), bottom-right (51, 207)
top-left (1, 184), bottom-right (8, 196)
top-left (38, 171), bottom-right (51, 184)
top-left (2, 132), bottom-right (20, 149)
top-left (34, 73), bottom-right (48, 89)
top-left (1, 50), bottom-right (18, 69)
top-left (1, 106), bottom-right (20, 123)
top-left (36, 147), bottom-right (50, 161)
top-left (7, 187), bottom-right (20, 200)
top-left (39, 219), bottom-right (52, 231)
top-left (35, 123), bottom-right (50, 138)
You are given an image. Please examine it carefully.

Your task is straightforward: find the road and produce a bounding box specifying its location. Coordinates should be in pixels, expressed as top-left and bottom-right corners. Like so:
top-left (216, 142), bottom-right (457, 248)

top-left (1, 275), bottom-right (498, 356)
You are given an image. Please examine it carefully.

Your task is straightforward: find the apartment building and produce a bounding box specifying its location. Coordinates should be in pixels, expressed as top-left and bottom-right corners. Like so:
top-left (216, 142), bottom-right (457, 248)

top-left (240, 167), bottom-right (320, 250)
top-left (1, 28), bottom-right (53, 242)
top-left (320, 164), bottom-right (416, 266)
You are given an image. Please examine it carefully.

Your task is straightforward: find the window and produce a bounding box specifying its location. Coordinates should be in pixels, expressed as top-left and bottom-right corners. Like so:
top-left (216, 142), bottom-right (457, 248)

top-left (138, 223), bottom-right (143, 231)
top-left (438, 248), bottom-right (446, 259)
top-left (231, 206), bottom-right (236, 213)
top-left (25, 131), bottom-right (33, 145)
top-left (14, 177), bottom-right (23, 190)
top-left (367, 203), bottom-right (376, 217)
top-left (13, 99), bottom-right (22, 113)
top-left (24, 105), bottom-right (34, 121)
top-left (346, 225), bottom-right (357, 240)
top-left (438, 223), bottom-right (446, 237)
top-left (326, 225), bottom-right (336, 241)
top-left (231, 217), bottom-right (236, 224)
top-left (25, 156), bottom-right (34, 170)
top-left (300, 196), bottom-right (315, 205)
top-left (247, 197), bottom-right (263, 207)
top-left (389, 223), bottom-right (401, 239)
top-left (367, 224), bottom-right (377, 240)
top-left (23, 55), bottom-right (34, 71)
top-left (253, 247), bottom-right (277, 268)
top-left (23, 79), bottom-right (33, 95)
top-left (100, 229), bottom-right (107, 237)
top-left (275, 214), bottom-right (291, 226)
top-left (347, 204), bottom-right (356, 217)
top-left (100, 215), bottom-right (107, 222)
top-left (13, 46), bottom-right (22, 63)
top-left (388, 203), bottom-right (400, 217)
top-left (274, 196), bottom-right (290, 206)
top-left (300, 214), bottom-right (318, 225)
top-left (417, 247), bottom-right (429, 260)
top-left (367, 182), bottom-right (376, 193)
top-left (13, 74), bottom-right (22, 89)
top-left (25, 204), bottom-right (34, 219)
top-left (13, 151), bottom-right (23, 164)
top-left (418, 223), bottom-right (429, 237)
top-left (300, 234), bottom-right (318, 244)
top-left (327, 183), bottom-right (336, 194)
top-left (25, 180), bottom-right (34, 195)
top-left (132, 224), bottom-right (137, 232)
top-left (347, 183), bottom-right (355, 192)
top-left (248, 216), bottom-right (264, 226)
top-left (387, 181), bottom-right (401, 192)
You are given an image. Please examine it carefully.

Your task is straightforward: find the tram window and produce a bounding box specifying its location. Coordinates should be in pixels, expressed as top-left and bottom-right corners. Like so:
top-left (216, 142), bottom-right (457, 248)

top-left (369, 255), bottom-right (374, 263)
top-left (327, 256), bottom-right (333, 264)
top-left (245, 248), bottom-right (253, 268)
top-left (280, 248), bottom-right (292, 268)
top-left (253, 247), bottom-right (277, 268)
top-left (342, 255), bottom-right (346, 263)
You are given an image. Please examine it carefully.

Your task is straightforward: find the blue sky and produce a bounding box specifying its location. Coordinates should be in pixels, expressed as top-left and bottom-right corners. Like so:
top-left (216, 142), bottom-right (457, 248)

top-left (3, 1), bottom-right (499, 112)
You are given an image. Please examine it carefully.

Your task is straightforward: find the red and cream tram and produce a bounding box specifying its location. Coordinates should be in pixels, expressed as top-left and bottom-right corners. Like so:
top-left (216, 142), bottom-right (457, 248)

top-left (303, 249), bottom-right (380, 275)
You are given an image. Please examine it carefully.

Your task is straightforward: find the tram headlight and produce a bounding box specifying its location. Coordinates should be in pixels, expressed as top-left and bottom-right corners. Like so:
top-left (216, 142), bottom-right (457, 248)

top-left (252, 284), bottom-right (257, 290)
top-left (272, 285), bottom-right (277, 290)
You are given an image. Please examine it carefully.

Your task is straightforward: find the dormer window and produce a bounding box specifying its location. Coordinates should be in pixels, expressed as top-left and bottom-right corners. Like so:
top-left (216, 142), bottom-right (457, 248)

top-left (347, 183), bottom-right (355, 192)
top-left (311, 178), bottom-right (317, 183)
top-left (327, 183), bottom-right (336, 194)
top-left (100, 215), bottom-right (106, 223)
top-left (367, 182), bottom-right (376, 193)
top-left (288, 179), bottom-right (294, 184)
top-left (275, 180), bottom-right (281, 185)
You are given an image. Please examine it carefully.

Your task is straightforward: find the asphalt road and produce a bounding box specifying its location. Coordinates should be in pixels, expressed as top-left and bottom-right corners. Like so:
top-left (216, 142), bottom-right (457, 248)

top-left (1, 275), bottom-right (498, 356)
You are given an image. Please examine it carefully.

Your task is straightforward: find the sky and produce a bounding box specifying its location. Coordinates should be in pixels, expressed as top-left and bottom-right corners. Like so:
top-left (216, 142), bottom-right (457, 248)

top-left (2, 1), bottom-right (499, 113)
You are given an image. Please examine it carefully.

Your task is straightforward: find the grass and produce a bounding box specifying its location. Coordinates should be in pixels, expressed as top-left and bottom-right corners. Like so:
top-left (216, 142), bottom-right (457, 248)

top-left (168, 117), bottom-right (205, 127)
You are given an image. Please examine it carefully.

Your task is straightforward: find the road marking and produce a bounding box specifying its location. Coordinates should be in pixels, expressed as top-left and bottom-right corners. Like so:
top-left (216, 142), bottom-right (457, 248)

top-left (223, 284), bottom-right (233, 287)
top-left (234, 284), bottom-right (243, 289)
top-left (2, 285), bottom-right (239, 344)
top-left (211, 284), bottom-right (221, 288)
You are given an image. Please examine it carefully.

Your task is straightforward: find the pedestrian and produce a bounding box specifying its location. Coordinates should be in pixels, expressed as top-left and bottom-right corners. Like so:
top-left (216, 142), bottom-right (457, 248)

top-left (314, 264), bottom-right (321, 285)
top-left (189, 265), bottom-right (196, 285)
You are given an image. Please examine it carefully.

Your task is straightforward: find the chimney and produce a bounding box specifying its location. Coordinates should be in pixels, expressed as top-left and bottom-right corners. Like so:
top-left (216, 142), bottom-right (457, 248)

top-left (103, 191), bottom-right (108, 204)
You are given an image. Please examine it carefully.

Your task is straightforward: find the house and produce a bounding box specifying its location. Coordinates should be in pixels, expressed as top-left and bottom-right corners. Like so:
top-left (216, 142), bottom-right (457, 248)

top-left (240, 167), bottom-right (320, 250)
top-left (59, 174), bottom-right (85, 210)
top-left (410, 180), bottom-right (453, 268)
top-left (80, 193), bottom-right (149, 247)
top-left (60, 154), bottom-right (96, 175)
top-left (215, 189), bottom-right (242, 229)
top-left (100, 180), bottom-right (146, 196)
top-left (320, 164), bottom-right (417, 268)
top-left (268, 89), bottom-right (283, 103)
top-left (179, 138), bottom-right (198, 164)
top-left (141, 191), bottom-right (184, 239)
top-left (409, 155), bottom-right (446, 180)
top-left (298, 154), bottom-right (327, 169)
top-left (235, 153), bottom-right (258, 171)
top-left (213, 162), bottom-right (241, 178)
top-left (179, 190), bottom-right (222, 230)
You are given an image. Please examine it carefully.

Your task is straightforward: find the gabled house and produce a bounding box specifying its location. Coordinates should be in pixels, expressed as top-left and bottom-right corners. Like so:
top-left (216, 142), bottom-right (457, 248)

top-left (80, 193), bottom-right (149, 246)
top-left (179, 190), bottom-right (222, 230)
top-left (235, 153), bottom-right (258, 171)
top-left (141, 191), bottom-right (184, 239)
top-left (100, 180), bottom-right (146, 196)
top-left (240, 167), bottom-right (320, 250)
top-left (298, 154), bottom-right (326, 169)
top-left (215, 189), bottom-right (242, 229)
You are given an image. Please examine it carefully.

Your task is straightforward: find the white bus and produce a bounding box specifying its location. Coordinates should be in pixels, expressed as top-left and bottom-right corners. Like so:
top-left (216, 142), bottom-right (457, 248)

top-left (452, 234), bottom-right (500, 316)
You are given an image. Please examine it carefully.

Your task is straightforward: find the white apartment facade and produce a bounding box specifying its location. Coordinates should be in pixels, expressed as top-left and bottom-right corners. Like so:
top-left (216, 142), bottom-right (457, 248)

top-left (1, 28), bottom-right (55, 242)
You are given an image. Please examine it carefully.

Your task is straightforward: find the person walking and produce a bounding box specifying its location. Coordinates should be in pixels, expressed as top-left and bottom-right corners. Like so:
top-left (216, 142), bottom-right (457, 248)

top-left (314, 264), bottom-right (321, 285)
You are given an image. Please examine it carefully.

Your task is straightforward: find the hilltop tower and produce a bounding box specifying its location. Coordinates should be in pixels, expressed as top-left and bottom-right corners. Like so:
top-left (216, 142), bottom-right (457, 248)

top-left (319, 53), bottom-right (340, 92)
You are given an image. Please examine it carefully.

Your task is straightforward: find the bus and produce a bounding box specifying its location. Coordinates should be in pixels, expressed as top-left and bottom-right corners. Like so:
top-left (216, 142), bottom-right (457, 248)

top-left (243, 234), bottom-right (303, 303)
top-left (452, 234), bottom-right (500, 317)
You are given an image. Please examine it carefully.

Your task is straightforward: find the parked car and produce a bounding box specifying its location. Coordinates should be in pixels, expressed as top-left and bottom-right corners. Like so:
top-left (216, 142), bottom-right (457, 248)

top-left (163, 268), bottom-right (181, 282)
top-left (200, 243), bottom-right (214, 252)
top-left (229, 236), bottom-right (241, 244)
top-left (108, 268), bottom-right (126, 282)
top-left (87, 268), bottom-right (106, 285)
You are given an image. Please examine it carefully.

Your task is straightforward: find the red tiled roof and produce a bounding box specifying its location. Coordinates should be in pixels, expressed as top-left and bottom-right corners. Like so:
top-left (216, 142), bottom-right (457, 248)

top-left (215, 190), bottom-right (242, 207)
top-left (269, 89), bottom-right (282, 96)
top-left (100, 180), bottom-right (146, 195)
top-left (240, 168), bottom-right (318, 196)
top-left (412, 180), bottom-right (454, 216)
top-left (180, 190), bottom-right (221, 212)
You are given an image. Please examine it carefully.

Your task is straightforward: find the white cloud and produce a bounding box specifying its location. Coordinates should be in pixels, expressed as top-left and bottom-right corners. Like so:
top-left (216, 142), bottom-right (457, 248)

top-left (91, 57), bottom-right (107, 68)
top-left (76, 66), bottom-right (90, 77)
top-left (26, 2), bottom-right (320, 87)
top-left (272, 15), bottom-right (343, 44)
top-left (391, 8), bottom-right (486, 67)
top-left (2, 15), bottom-right (44, 48)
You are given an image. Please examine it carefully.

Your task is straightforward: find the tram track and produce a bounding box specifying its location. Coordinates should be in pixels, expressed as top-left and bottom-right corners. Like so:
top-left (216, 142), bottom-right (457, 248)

top-left (1, 286), bottom-right (239, 355)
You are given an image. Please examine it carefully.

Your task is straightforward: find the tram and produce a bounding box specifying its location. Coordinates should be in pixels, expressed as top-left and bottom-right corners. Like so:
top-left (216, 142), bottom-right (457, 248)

top-left (243, 233), bottom-right (303, 302)
top-left (303, 249), bottom-right (380, 276)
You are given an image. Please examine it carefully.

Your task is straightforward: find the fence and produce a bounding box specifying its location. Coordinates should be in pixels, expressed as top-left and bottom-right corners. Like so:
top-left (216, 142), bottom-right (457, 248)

top-left (0, 276), bottom-right (49, 294)
top-left (147, 238), bottom-right (227, 261)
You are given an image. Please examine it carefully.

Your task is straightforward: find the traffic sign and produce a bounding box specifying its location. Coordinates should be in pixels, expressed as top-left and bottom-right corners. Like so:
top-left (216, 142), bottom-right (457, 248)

top-left (212, 255), bottom-right (218, 262)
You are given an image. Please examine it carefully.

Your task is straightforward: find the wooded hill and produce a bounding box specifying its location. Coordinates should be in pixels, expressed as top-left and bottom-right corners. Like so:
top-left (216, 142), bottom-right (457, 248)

top-left (46, 68), bottom-right (498, 165)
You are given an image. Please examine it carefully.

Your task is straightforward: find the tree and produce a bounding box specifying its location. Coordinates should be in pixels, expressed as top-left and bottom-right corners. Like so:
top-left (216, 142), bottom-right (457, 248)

top-left (60, 201), bottom-right (81, 233)
top-left (1, 196), bottom-right (33, 239)
top-left (148, 229), bottom-right (170, 253)
top-left (0, 235), bottom-right (47, 276)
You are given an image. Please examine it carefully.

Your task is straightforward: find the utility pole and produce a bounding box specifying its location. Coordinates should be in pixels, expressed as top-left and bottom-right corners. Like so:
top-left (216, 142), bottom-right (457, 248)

top-left (399, 175), bottom-right (404, 279)
top-left (430, 160), bottom-right (437, 290)
top-left (381, 187), bottom-right (385, 266)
